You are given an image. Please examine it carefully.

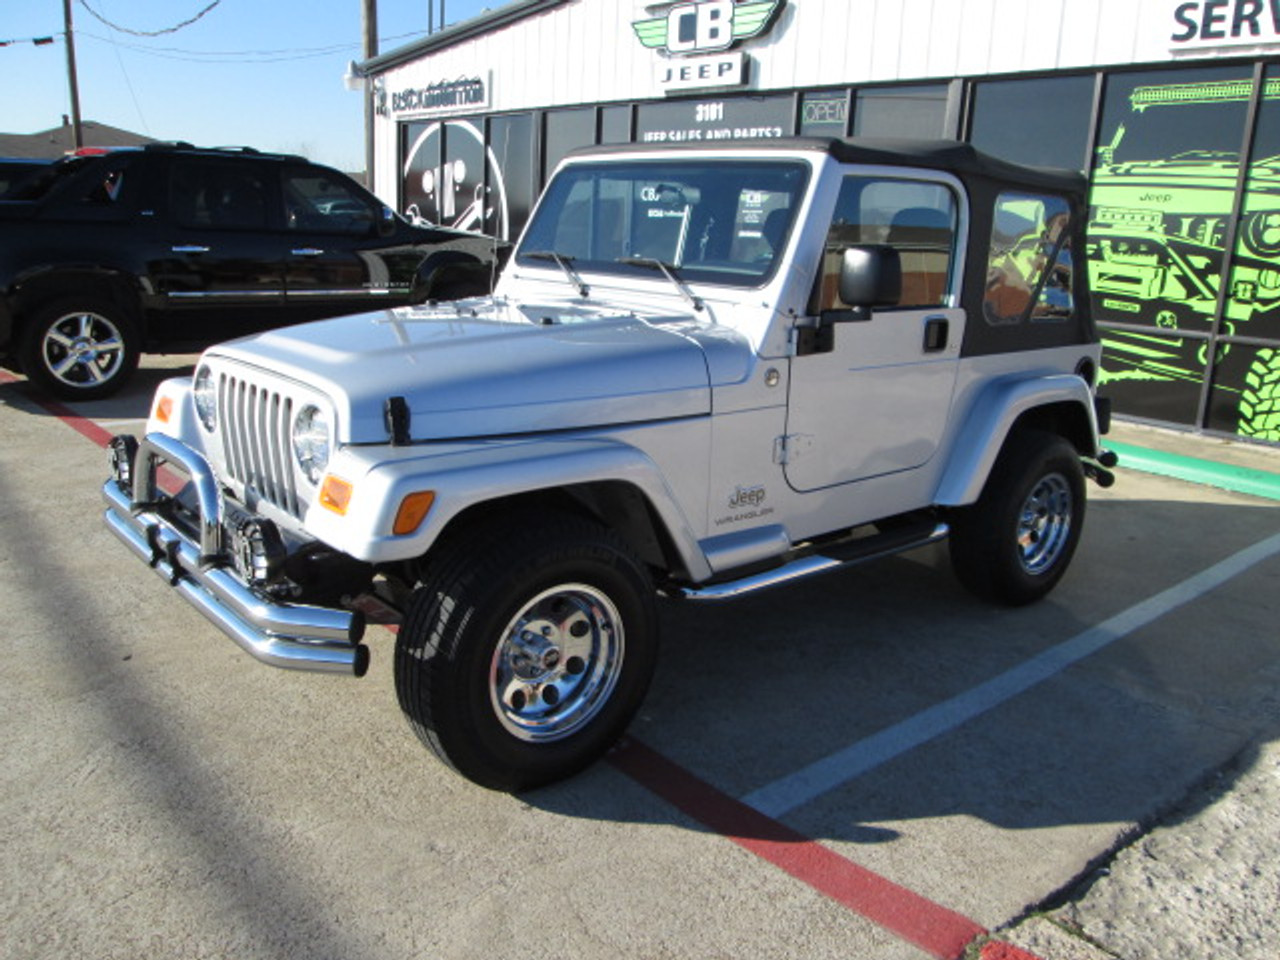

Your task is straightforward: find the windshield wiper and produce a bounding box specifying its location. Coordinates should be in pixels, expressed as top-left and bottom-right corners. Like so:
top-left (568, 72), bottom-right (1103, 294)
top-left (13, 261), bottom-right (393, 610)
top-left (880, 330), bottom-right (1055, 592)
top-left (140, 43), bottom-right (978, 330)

top-left (522, 250), bottom-right (589, 298)
top-left (616, 256), bottom-right (704, 312)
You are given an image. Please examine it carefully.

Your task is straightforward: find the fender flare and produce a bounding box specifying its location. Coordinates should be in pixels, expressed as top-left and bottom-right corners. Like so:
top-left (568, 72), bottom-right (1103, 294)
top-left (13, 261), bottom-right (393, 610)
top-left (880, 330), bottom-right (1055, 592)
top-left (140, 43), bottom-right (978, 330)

top-left (307, 436), bottom-right (713, 580)
top-left (933, 374), bottom-right (1101, 507)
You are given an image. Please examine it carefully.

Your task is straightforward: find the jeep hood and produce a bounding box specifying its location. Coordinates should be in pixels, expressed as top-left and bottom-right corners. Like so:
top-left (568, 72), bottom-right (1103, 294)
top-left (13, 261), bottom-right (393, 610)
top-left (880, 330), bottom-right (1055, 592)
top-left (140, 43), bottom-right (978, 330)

top-left (211, 300), bottom-right (719, 443)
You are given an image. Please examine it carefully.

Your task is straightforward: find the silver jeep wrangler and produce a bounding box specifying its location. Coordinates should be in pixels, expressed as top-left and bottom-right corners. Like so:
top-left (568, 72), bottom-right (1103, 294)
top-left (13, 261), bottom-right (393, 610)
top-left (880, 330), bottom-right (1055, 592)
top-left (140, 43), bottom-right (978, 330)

top-left (104, 139), bottom-right (1114, 791)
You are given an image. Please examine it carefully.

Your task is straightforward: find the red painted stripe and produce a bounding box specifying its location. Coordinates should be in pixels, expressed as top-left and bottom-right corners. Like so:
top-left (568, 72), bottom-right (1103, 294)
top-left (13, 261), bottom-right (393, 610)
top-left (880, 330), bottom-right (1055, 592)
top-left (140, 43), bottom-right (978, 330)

top-left (609, 737), bottom-right (986, 960)
top-left (0, 370), bottom-right (114, 448)
top-left (981, 941), bottom-right (1046, 960)
top-left (0, 370), bottom-right (184, 493)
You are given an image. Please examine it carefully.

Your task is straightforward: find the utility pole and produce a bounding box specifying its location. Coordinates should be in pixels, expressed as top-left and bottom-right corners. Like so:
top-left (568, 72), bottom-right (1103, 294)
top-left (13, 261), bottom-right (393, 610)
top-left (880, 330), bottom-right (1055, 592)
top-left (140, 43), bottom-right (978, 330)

top-left (362, 0), bottom-right (377, 189)
top-left (62, 0), bottom-right (83, 149)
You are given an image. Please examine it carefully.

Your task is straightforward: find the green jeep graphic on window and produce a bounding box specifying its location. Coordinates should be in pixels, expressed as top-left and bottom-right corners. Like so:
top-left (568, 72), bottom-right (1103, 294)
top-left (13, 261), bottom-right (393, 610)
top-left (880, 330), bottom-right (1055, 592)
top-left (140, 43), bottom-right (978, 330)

top-left (1088, 78), bottom-right (1280, 441)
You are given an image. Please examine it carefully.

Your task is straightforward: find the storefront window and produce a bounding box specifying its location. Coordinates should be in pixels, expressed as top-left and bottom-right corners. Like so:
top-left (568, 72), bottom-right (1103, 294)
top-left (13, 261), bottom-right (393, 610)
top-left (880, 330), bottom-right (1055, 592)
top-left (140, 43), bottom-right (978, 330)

top-left (544, 107), bottom-right (597, 182)
top-left (1208, 344), bottom-right (1280, 440)
top-left (1098, 330), bottom-right (1209, 425)
top-left (800, 90), bottom-right (850, 138)
top-left (600, 105), bottom-right (632, 145)
top-left (400, 119), bottom-right (441, 226)
top-left (852, 85), bottom-right (949, 139)
top-left (969, 75), bottom-right (1095, 170)
top-left (1089, 66), bottom-right (1254, 432)
top-left (1220, 67), bottom-right (1280, 440)
top-left (487, 113), bottom-right (536, 240)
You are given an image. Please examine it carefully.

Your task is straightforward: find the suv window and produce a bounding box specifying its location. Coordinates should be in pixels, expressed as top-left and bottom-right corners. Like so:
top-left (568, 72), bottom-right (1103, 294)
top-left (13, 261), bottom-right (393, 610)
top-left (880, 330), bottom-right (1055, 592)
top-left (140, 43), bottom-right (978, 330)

top-left (283, 168), bottom-right (375, 235)
top-left (985, 192), bottom-right (1074, 325)
top-left (814, 176), bottom-right (958, 311)
top-left (170, 158), bottom-right (271, 230)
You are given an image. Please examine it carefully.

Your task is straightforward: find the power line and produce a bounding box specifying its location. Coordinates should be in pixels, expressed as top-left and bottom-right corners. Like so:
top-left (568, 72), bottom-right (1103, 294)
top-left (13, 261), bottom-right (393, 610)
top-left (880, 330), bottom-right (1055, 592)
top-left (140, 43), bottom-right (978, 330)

top-left (76, 28), bottom-right (433, 65)
top-left (77, 0), bottom-right (222, 38)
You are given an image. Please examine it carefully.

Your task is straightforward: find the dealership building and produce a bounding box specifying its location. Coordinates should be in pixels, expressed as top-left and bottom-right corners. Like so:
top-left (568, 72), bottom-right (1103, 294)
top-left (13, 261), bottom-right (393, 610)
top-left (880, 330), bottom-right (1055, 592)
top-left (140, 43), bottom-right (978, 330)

top-left (357, 0), bottom-right (1280, 444)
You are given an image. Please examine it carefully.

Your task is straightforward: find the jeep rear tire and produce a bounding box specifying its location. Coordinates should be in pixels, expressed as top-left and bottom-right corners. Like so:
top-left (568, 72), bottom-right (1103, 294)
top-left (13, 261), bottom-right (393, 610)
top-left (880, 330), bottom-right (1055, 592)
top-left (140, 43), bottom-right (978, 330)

top-left (394, 512), bottom-right (658, 791)
top-left (20, 297), bottom-right (140, 401)
top-left (949, 430), bottom-right (1085, 606)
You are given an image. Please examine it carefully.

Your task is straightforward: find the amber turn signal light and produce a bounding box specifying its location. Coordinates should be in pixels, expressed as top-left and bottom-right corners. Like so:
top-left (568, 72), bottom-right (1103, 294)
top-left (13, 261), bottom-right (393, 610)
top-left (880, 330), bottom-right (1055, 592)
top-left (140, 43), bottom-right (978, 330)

top-left (393, 491), bottom-right (435, 536)
top-left (319, 475), bottom-right (353, 515)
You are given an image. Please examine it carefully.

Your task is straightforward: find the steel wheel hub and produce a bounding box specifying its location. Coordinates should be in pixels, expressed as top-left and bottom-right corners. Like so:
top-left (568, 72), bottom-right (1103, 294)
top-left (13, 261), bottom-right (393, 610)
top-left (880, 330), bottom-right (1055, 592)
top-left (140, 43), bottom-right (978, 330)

top-left (490, 583), bottom-right (624, 742)
top-left (1016, 473), bottom-right (1073, 575)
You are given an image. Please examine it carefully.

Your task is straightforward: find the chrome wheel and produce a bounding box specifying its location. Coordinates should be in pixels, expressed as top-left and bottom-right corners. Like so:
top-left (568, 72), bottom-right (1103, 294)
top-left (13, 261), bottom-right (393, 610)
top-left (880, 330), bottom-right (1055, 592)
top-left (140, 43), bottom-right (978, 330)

top-left (39, 310), bottom-right (127, 390)
top-left (490, 583), bottom-right (625, 743)
top-left (1016, 472), bottom-right (1073, 575)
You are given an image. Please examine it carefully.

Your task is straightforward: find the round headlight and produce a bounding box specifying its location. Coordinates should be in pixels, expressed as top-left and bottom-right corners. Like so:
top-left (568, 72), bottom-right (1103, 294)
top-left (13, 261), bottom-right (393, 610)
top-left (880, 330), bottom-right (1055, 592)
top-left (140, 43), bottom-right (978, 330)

top-left (193, 365), bottom-right (217, 432)
top-left (292, 404), bottom-right (331, 485)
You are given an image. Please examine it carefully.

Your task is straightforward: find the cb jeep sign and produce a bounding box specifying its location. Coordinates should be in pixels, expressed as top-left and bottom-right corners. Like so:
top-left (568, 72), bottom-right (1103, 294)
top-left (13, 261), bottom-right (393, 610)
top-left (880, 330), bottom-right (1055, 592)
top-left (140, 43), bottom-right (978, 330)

top-left (633, 0), bottom-right (785, 92)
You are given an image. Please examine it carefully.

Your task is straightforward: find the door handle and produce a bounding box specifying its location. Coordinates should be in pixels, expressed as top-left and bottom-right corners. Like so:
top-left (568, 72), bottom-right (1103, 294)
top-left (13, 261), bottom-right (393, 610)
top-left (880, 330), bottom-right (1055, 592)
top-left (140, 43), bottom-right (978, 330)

top-left (923, 316), bottom-right (949, 352)
top-left (291, 247), bottom-right (325, 257)
top-left (172, 245), bottom-right (210, 254)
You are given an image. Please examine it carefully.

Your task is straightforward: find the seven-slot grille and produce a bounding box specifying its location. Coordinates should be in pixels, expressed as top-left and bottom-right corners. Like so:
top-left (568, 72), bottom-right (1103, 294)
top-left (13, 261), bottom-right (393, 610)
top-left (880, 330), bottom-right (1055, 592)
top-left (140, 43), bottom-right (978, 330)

top-left (217, 373), bottom-right (303, 518)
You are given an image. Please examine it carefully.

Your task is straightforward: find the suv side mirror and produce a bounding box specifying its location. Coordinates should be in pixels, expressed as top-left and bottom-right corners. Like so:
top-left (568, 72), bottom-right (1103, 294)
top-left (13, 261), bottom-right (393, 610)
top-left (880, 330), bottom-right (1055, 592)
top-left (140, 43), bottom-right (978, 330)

top-left (837, 244), bottom-right (902, 312)
top-left (378, 205), bottom-right (397, 237)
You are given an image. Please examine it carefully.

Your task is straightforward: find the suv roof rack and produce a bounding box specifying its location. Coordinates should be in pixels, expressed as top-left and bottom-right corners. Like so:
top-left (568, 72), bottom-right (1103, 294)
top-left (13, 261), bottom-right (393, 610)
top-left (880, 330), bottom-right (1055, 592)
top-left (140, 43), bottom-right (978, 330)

top-left (141, 142), bottom-right (307, 163)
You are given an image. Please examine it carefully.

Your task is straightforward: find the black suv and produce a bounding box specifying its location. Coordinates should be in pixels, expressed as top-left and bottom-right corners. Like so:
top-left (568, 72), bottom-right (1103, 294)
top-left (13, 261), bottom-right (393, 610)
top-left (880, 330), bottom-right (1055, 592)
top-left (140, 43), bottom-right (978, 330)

top-left (0, 143), bottom-right (504, 399)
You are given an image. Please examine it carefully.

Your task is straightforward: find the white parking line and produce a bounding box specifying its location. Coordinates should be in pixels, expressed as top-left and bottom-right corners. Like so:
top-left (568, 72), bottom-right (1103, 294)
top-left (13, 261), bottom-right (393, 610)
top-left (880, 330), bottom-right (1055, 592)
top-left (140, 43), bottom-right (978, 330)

top-left (742, 530), bottom-right (1280, 819)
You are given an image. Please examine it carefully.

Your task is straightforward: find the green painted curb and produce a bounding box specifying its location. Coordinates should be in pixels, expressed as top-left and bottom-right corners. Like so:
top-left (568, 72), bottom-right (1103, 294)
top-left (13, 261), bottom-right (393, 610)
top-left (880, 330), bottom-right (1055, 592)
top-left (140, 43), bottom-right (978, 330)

top-left (1107, 441), bottom-right (1280, 502)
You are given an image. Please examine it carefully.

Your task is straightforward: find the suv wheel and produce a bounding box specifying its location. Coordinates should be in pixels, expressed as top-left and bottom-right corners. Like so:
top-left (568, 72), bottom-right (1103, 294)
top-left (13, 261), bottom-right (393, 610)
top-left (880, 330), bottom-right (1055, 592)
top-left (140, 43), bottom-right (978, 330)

top-left (20, 298), bottom-right (140, 400)
top-left (949, 430), bottom-right (1086, 606)
top-left (395, 512), bottom-right (658, 791)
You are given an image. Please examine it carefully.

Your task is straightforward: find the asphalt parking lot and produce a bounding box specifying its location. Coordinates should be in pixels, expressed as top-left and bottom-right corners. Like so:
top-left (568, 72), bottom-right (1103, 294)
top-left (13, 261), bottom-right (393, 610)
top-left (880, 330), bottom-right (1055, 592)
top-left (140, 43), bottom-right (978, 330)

top-left (2, 358), bottom-right (1278, 960)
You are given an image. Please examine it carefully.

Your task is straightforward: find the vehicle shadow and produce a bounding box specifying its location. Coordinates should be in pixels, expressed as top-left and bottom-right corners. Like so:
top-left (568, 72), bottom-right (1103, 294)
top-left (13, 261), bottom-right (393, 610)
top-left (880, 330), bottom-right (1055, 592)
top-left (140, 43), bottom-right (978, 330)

top-left (527, 497), bottom-right (1280, 852)
top-left (0, 355), bottom-right (196, 422)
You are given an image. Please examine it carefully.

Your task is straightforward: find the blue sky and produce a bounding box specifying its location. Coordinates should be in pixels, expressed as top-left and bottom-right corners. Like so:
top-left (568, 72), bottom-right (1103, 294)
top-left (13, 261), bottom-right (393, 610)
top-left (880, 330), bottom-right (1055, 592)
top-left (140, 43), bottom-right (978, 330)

top-left (2, 0), bottom-right (504, 171)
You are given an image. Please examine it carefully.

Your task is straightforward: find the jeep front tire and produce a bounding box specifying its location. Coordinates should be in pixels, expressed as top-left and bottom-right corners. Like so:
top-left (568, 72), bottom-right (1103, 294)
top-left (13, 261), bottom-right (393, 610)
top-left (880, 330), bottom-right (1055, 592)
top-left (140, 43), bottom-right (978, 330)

top-left (394, 512), bottom-right (658, 791)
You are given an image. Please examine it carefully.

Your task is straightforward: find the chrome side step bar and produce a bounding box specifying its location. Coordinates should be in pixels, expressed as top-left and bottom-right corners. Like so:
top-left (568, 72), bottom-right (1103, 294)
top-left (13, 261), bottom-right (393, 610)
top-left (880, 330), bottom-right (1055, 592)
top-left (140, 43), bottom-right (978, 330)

top-left (677, 521), bottom-right (949, 602)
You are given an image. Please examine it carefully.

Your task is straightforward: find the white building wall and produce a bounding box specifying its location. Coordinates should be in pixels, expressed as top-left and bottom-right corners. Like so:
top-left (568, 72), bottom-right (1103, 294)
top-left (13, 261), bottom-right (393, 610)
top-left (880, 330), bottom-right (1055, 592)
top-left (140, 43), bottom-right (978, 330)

top-left (370, 0), bottom-right (1202, 193)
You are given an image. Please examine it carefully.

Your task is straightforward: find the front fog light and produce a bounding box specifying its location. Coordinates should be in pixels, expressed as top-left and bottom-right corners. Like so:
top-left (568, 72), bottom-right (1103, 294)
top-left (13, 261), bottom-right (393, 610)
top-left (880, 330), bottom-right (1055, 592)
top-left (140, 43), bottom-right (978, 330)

top-left (230, 517), bottom-right (286, 586)
top-left (292, 405), bottom-right (331, 485)
top-left (108, 435), bottom-right (139, 489)
top-left (193, 365), bottom-right (217, 432)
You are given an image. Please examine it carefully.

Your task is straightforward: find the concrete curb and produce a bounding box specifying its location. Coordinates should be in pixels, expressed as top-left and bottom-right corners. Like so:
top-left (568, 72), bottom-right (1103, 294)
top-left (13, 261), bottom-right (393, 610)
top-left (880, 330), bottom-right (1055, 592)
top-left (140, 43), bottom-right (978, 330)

top-left (1107, 440), bottom-right (1280, 502)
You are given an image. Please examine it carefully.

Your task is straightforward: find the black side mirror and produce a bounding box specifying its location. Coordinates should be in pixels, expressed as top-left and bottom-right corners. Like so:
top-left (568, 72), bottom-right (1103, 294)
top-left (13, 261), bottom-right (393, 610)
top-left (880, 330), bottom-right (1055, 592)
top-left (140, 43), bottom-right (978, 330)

top-left (800, 245), bottom-right (904, 356)
top-left (837, 244), bottom-right (902, 311)
top-left (378, 205), bottom-right (397, 237)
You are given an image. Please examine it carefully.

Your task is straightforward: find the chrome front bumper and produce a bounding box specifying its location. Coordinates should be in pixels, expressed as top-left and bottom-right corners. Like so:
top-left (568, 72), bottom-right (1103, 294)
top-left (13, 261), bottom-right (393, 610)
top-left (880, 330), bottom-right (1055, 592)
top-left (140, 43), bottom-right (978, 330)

top-left (101, 432), bottom-right (369, 677)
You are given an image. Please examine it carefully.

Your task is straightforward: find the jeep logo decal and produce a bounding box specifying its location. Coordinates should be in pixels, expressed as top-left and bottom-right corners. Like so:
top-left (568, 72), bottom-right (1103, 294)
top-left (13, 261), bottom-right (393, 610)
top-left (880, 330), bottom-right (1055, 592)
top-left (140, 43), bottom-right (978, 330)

top-left (632, 0), bottom-right (785, 56)
top-left (728, 485), bottom-right (766, 509)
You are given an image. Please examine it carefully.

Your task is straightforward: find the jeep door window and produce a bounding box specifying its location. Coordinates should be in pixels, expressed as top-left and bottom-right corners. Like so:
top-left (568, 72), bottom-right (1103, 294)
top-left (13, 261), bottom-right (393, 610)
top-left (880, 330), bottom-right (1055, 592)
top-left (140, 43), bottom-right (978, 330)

top-left (813, 176), bottom-right (958, 311)
top-left (985, 193), bottom-right (1074, 326)
top-left (283, 169), bottom-right (375, 236)
top-left (516, 160), bottom-right (808, 287)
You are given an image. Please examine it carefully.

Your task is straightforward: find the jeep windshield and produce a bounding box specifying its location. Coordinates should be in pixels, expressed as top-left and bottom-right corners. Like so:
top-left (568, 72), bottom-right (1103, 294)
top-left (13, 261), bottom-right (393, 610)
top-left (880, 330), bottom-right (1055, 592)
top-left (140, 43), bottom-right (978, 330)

top-left (516, 159), bottom-right (809, 288)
